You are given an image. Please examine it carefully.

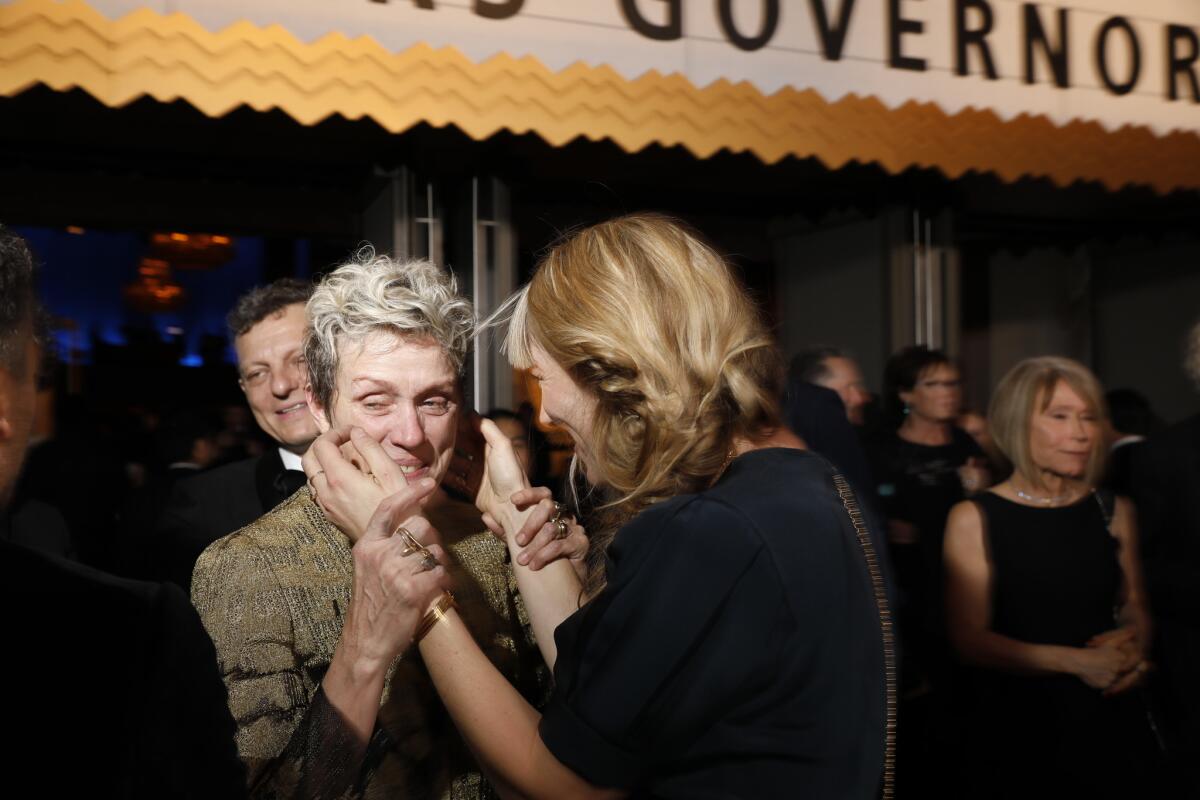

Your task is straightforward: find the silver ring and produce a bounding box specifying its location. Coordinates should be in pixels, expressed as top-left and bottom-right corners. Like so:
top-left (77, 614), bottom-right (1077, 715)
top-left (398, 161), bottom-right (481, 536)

top-left (417, 550), bottom-right (439, 572)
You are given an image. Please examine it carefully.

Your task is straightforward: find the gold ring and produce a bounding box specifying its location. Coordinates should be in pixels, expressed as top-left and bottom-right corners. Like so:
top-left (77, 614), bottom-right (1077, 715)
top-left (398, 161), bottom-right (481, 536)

top-left (554, 518), bottom-right (570, 539)
top-left (395, 526), bottom-right (422, 554)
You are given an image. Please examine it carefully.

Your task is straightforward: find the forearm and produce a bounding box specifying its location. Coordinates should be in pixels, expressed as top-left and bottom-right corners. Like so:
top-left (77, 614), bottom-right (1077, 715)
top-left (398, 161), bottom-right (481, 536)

top-left (245, 636), bottom-right (385, 797)
top-left (320, 641), bottom-right (387, 745)
top-left (951, 628), bottom-right (1081, 677)
top-left (419, 610), bottom-right (593, 800)
top-left (240, 677), bottom-right (375, 800)
top-left (497, 505), bottom-right (583, 669)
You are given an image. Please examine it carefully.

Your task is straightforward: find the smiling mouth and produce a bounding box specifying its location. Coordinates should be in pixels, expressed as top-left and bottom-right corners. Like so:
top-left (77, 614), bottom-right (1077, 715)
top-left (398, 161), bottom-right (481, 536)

top-left (276, 402), bottom-right (306, 415)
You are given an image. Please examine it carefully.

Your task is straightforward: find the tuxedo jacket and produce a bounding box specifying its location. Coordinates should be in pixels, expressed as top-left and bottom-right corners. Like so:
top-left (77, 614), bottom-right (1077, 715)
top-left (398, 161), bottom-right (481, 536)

top-left (0, 537), bottom-right (246, 798)
top-left (155, 449), bottom-right (301, 591)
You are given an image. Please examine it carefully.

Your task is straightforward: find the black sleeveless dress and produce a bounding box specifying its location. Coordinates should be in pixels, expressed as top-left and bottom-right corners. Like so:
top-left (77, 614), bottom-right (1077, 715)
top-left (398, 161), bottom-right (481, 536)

top-left (960, 492), bottom-right (1160, 798)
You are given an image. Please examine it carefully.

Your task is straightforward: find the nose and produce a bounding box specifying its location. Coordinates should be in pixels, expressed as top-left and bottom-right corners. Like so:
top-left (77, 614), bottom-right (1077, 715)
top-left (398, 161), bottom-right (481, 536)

top-left (537, 403), bottom-right (552, 429)
top-left (1070, 415), bottom-right (1091, 440)
top-left (387, 404), bottom-right (427, 451)
top-left (271, 361), bottom-right (302, 399)
top-left (849, 386), bottom-right (869, 408)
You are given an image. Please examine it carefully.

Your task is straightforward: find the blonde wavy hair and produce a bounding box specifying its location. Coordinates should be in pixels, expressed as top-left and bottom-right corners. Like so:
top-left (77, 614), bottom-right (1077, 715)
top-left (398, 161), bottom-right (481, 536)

top-left (500, 214), bottom-right (782, 591)
top-left (988, 356), bottom-right (1108, 489)
top-left (305, 248), bottom-right (474, 412)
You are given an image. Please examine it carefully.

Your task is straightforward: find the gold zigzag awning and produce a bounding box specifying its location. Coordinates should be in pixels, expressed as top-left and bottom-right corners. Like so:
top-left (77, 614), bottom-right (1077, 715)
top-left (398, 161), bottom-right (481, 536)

top-left (1, 0), bottom-right (1198, 194)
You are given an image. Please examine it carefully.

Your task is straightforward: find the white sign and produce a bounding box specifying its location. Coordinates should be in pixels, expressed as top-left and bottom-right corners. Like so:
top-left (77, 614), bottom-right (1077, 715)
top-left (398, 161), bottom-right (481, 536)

top-left (32, 0), bottom-right (1200, 135)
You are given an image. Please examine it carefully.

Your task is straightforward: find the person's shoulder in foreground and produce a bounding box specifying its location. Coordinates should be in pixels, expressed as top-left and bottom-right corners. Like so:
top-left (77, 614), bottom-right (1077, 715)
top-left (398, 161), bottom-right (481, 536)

top-left (1, 537), bottom-right (246, 799)
top-left (542, 447), bottom-right (887, 799)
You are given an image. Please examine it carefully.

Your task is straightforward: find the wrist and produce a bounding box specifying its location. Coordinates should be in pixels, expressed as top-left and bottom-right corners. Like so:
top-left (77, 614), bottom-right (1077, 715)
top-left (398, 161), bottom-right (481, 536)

top-left (332, 615), bottom-right (395, 683)
top-left (1044, 645), bottom-right (1082, 676)
top-left (496, 505), bottom-right (533, 544)
top-left (413, 591), bottom-right (457, 644)
top-left (326, 640), bottom-right (389, 694)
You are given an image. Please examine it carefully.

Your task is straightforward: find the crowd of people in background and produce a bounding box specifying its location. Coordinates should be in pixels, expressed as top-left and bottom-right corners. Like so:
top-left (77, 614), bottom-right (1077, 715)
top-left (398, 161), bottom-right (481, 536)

top-left (785, 336), bottom-right (1200, 797)
top-left (3, 214), bottom-right (1199, 798)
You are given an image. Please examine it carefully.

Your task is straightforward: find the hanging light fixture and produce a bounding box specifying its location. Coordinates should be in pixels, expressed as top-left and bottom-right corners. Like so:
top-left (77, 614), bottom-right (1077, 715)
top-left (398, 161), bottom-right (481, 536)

top-left (148, 232), bottom-right (235, 270)
top-left (123, 257), bottom-right (186, 313)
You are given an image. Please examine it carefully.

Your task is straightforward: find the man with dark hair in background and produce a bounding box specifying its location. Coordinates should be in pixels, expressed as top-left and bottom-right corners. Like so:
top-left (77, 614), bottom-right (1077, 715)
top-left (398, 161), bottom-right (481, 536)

top-left (0, 226), bottom-right (245, 797)
top-left (789, 345), bottom-right (872, 427)
top-left (155, 278), bottom-right (319, 590)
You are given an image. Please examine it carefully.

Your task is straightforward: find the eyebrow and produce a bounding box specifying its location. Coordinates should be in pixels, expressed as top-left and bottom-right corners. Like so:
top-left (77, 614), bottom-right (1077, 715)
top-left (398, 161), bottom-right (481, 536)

top-left (349, 377), bottom-right (458, 396)
top-left (242, 347), bottom-right (300, 369)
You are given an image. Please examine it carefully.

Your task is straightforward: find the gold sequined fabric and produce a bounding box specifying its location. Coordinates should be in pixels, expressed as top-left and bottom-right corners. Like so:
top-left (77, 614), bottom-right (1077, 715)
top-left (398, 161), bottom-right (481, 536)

top-left (191, 490), bottom-right (548, 800)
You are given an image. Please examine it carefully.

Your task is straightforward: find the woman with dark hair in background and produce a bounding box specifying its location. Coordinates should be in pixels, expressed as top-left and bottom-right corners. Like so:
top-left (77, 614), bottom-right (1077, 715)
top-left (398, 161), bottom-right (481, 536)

top-left (944, 356), bottom-right (1162, 798)
top-left (871, 346), bottom-right (989, 672)
top-left (868, 345), bottom-right (989, 793)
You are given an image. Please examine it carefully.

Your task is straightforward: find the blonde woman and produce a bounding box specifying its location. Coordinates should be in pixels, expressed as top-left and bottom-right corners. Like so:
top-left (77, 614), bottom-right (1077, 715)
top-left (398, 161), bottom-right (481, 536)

top-left (311, 214), bottom-right (891, 798)
top-left (944, 356), bottom-right (1162, 798)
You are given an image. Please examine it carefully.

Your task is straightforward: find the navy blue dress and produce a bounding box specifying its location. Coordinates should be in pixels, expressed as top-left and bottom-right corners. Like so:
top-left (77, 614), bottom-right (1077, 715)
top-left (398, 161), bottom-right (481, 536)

top-left (539, 448), bottom-right (887, 799)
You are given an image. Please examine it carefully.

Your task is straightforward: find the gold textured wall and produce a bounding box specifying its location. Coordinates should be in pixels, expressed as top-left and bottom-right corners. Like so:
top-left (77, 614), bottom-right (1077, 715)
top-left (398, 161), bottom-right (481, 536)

top-left (1, 0), bottom-right (1198, 194)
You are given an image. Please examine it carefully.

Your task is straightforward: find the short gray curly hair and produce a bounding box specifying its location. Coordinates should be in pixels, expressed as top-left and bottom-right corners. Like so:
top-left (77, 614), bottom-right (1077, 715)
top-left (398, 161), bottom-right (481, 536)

top-left (304, 249), bottom-right (474, 412)
top-left (1186, 318), bottom-right (1200, 392)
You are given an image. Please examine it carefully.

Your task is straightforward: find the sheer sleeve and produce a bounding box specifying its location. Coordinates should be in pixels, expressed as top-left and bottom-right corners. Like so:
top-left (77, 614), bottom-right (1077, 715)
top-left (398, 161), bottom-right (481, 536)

top-left (191, 536), bottom-right (378, 799)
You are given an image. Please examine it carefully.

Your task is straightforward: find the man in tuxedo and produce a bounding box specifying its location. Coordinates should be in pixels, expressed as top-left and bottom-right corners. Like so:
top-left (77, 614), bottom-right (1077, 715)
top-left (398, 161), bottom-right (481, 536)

top-left (156, 278), bottom-right (320, 590)
top-left (1131, 321), bottom-right (1200, 791)
top-left (0, 226), bottom-right (246, 797)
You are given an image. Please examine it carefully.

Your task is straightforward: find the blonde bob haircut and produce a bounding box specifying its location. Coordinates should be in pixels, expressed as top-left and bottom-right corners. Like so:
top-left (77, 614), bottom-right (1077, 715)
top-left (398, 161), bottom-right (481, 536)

top-left (502, 213), bottom-right (782, 527)
top-left (988, 356), bottom-right (1108, 489)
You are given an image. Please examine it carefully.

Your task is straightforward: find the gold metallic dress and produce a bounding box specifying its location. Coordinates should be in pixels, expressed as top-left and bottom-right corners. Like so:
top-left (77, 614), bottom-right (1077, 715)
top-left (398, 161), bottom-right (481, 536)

top-left (191, 490), bottom-right (548, 800)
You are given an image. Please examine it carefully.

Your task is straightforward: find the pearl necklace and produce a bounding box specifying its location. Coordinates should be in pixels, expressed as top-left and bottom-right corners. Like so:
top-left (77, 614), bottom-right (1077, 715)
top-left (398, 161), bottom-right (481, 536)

top-left (1014, 488), bottom-right (1072, 506)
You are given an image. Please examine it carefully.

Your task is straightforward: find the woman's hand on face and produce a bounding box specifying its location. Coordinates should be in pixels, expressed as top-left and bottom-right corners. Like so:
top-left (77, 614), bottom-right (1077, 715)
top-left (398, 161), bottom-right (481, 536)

top-left (342, 481), bottom-right (452, 672)
top-left (303, 426), bottom-right (409, 540)
top-left (474, 417), bottom-right (531, 526)
top-left (481, 486), bottom-right (589, 578)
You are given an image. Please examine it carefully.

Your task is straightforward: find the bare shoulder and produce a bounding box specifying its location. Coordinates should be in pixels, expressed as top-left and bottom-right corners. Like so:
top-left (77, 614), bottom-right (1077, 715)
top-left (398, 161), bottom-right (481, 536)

top-left (943, 499), bottom-right (986, 561)
top-left (946, 499), bottom-right (984, 536)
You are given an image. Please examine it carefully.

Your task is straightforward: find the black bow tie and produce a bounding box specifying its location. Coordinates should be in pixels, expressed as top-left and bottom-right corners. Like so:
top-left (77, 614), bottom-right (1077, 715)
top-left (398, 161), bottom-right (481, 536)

top-left (274, 469), bottom-right (307, 499)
